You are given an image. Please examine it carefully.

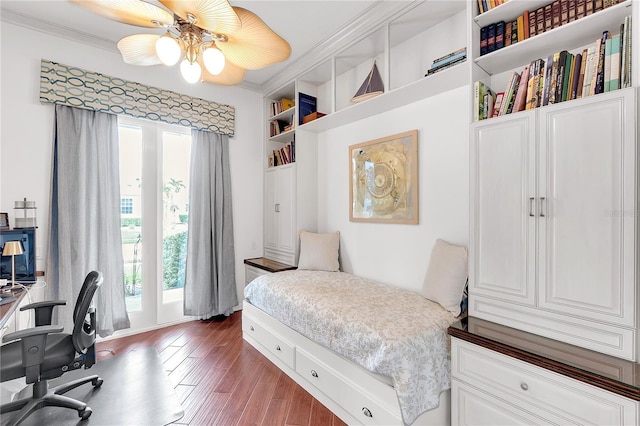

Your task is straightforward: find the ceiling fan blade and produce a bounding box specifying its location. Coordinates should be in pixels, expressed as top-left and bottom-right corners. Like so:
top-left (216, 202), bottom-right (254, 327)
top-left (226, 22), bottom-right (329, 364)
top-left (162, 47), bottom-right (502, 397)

top-left (117, 34), bottom-right (163, 66)
top-left (69, 0), bottom-right (174, 28)
top-left (159, 0), bottom-right (241, 34)
top-left (200, 57), bottom-right (246, 86)
top-left (218, 7), bottom-right (291, 70)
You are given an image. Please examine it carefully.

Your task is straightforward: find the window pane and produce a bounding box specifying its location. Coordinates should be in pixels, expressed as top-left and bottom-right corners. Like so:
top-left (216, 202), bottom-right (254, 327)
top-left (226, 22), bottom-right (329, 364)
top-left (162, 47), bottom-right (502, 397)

top-left (162, 131), bottom-right (191, 304)
top-left (119, 125), bottom-right (143, 312)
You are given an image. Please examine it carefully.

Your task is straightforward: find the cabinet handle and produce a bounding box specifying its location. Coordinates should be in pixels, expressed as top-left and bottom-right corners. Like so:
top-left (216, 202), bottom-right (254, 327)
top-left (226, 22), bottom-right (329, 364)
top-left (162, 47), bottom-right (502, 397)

top-left (529, 197), bottom-right (535, 217)
top-left (275, 345), bottom-right (281, 351)
top-left (362, 407), bottom-right (373, 418)
top-left (520, 382), bottom-right (529, 391)
top-left (540, 197), bottom-right (546, 217)
top-left (311, 370), bottom-right (318, 378)
top-left (275, 203), bottom-right (280, 212)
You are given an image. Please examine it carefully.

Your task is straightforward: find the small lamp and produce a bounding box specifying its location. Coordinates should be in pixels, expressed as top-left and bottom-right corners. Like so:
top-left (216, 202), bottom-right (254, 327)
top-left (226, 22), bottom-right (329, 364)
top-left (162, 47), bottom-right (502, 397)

top-left (2, 241), bottom-right (24, 288)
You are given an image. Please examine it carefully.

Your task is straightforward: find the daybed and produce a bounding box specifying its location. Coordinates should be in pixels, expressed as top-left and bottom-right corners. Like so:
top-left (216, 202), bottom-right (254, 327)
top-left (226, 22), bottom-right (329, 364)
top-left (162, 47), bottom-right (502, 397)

top-left (242, 269), bottom-right (464, 425)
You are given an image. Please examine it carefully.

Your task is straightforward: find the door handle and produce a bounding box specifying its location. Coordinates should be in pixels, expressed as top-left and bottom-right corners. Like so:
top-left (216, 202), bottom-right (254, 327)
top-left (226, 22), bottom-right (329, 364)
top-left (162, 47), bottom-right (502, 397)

top-left (275, 203), bottom-right (280, 212)
top-left (529, 197), bottom-right (535, 217)
top-left (540, 197), bottom-right (546, 217)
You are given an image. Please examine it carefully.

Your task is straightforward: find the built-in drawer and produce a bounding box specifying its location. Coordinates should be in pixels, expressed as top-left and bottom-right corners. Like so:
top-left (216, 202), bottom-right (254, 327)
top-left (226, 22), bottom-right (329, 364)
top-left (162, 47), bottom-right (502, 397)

top-left (452, 338), bottom-right (639, 425)
top-left (245, 265), bottom-right (270, 286)
top-left (242, 314), bottom-right (294, 369)
top-left (296, 348), bottom-right (400, 426)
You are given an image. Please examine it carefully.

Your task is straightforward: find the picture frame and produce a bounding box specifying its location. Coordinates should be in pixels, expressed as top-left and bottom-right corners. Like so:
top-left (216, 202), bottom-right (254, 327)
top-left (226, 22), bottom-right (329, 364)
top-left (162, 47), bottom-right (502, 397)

top-left (349, 130), bottom-right (419, 224)
top-left (0, 213), bottom-right (9, 230)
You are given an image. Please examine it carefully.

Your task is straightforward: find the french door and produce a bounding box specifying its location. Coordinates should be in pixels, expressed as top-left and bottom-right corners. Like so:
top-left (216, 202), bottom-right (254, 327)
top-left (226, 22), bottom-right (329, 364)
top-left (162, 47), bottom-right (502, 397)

top-left (118, 116), bottom-right (191, 333)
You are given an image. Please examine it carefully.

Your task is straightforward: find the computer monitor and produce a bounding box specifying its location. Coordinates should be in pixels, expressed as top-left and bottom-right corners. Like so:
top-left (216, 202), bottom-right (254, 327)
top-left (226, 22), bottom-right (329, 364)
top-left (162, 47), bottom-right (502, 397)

top-left (0, 228), bottom-right (36, 284)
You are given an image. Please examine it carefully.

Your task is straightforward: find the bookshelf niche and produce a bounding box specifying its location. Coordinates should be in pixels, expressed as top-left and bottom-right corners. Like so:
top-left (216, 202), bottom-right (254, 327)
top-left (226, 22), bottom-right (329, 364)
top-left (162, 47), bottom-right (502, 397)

top-left (472, 0), bottom-right (637, 121)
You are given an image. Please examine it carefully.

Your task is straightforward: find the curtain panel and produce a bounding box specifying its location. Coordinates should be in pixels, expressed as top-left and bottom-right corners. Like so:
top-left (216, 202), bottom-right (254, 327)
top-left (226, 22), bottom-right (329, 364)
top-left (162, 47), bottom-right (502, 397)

top-left (39, 59), bottom-right (235, 136)
top-left (47, 105), bottom-right (130, 337)
top-left (183, 130), bottom-right (238, 319)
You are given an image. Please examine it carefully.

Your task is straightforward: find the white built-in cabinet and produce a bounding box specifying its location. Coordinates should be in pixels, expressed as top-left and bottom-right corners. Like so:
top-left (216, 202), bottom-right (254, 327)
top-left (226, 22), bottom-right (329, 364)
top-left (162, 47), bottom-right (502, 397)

top-left (264, 164), bottom-right (296, 260)
top-left (451, 337), bottom-right (639, 425)
top-left (470, 87), bottom-right (638, 361)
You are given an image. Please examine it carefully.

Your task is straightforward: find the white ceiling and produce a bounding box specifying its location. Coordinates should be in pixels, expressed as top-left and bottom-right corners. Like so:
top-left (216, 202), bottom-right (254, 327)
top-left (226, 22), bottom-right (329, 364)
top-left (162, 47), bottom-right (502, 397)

top-left (0, 0), bottom-right (379, 90)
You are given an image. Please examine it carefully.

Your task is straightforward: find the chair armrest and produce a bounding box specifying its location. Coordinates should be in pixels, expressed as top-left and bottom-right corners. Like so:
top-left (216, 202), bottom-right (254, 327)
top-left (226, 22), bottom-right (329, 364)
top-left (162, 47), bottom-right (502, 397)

top-left (2, 325), bottom-right (64, 343)
top-left (20, 300), bottom-right (67, 326)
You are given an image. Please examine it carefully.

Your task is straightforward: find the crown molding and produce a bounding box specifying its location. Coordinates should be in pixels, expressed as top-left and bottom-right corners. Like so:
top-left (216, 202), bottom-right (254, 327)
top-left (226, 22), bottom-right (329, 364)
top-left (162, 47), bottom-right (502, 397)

top-left (261, 0), bottom-right (423, 95)
top-left (1, 9), bottom-right (117, 52)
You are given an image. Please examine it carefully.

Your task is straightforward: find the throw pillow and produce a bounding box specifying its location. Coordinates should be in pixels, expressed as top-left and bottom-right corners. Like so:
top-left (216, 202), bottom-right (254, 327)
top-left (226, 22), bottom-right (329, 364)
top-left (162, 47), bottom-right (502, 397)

top-left (422, 239), bottom-right (468, 316)
top-left (297, 231), bottom-right (340, 272)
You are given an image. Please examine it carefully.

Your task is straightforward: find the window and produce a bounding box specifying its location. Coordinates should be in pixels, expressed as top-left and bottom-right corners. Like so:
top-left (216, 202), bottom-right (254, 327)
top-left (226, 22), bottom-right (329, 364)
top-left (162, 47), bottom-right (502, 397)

top-left (120, 197), bottom-right (134, 215)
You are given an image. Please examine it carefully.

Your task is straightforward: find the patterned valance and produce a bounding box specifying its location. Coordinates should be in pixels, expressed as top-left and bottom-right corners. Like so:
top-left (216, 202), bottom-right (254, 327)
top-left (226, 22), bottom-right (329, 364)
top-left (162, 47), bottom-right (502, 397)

top-left (39, 59), bottom-right (235, 136)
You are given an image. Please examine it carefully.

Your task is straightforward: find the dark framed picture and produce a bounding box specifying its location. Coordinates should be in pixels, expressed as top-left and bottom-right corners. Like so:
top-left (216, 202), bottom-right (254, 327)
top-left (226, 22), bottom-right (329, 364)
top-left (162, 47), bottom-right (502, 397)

top-left (0, 213), bottom-right (8, 230)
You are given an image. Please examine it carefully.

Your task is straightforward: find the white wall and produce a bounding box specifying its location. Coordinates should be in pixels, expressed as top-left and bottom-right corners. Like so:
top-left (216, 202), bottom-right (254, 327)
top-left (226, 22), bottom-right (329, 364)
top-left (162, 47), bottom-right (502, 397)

top-left (0, 22), bottom-right (264, 306)
top-left (317, 86), bottom-right (469, 292)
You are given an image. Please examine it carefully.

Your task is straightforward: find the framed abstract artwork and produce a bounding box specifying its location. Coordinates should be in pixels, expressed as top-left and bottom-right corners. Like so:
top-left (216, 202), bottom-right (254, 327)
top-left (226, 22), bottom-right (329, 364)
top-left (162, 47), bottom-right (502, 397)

top-left (349, 130), bottom-right (418, 224)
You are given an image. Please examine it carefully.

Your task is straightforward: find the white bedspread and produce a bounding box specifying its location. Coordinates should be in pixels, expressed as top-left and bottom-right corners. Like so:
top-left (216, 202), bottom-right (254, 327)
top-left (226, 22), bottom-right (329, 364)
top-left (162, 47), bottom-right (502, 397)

top-left (244, 270), bottom-right (457, 425)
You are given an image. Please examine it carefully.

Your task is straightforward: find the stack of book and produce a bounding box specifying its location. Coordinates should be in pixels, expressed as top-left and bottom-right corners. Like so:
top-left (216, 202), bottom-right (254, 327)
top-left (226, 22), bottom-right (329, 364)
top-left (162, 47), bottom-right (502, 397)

top-left (476, 0), bottom-right (510, 14)
top-left (474, 15), bottom-right (632, 121)
top-left (425, 48), bottom-right (467, 76)
top-left (269, 97), bottom-right (294, 117)
top-left (268, 140), bottom-right (296, 168)
top-left (480, 0), bottom-right (625, 56)
top-left (269, 119), bottom-right (291, 137)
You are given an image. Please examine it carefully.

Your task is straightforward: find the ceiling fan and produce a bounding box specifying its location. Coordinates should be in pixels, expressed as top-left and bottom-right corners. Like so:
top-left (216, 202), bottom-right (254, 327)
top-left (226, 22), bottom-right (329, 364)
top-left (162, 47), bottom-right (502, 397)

top-left (70, 0), bottom-right (291, 85)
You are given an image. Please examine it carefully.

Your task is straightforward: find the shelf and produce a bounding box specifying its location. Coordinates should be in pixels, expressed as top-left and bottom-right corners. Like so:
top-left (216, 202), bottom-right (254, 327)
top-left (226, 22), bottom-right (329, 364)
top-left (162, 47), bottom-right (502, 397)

top-left (474, 1), bottom-right (633, 75)
top-left (299, 60), bottom-right (469, 133)
top-left (474, 0), bottom-right (550, 28)
top-left (269, 128), bottom-right (295, 143)
top-left (269, 106), bottom-right (295, 122)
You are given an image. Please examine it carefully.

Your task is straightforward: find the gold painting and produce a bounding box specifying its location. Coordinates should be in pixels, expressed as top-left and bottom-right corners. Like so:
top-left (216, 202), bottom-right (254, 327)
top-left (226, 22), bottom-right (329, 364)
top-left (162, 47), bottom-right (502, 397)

top-left (349, 130), bottom-right (418, 224)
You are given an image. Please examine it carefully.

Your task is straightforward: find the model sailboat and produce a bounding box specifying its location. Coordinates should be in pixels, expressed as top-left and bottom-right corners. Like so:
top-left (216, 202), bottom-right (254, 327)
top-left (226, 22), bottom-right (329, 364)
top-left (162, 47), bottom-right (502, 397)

top-left (351, 61), bottom-right (384, 103)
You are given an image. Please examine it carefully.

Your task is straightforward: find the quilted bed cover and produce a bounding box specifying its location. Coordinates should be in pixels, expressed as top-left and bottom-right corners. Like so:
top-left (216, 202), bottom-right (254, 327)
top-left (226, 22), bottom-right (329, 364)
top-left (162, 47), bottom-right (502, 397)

top-left (244, 270), bottom-right (458, 425)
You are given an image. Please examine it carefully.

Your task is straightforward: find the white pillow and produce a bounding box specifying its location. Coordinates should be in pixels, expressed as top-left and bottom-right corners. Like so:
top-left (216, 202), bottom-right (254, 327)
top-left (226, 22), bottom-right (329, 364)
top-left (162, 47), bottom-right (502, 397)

top-left (422, 239), bottom-right (468, 316)
top-left (297, 231), bottom-right (340, 272)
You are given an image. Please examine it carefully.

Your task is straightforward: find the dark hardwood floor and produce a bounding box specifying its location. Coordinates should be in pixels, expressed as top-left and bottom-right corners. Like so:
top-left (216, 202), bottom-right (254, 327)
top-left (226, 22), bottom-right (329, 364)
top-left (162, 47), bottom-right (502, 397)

top-left (95, 311), bottom-right (347, 426)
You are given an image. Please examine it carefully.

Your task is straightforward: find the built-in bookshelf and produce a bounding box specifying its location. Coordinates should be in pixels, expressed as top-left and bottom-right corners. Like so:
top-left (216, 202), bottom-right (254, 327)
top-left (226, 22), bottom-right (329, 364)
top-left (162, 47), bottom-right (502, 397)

top-left (265, 83), bottom-right (296, 166)
top-left (290, 0), bottom-right (470, 133)
top-left (471, 0), bottom-right (637, 122)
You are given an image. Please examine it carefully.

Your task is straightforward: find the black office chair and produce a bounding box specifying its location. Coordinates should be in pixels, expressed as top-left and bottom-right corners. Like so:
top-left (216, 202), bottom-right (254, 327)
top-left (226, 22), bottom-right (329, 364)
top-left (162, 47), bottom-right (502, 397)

top-left (0, 271), bottom-right (104, 425)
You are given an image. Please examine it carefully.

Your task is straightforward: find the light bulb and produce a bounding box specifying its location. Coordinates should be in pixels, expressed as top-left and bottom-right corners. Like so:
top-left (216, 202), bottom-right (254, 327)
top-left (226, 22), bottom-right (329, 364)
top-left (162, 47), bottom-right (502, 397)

top-left (202, 45), bottom-right (225, 75)
top-left (155, 33), bottom-right (181, 66)
top-left (180, 59), bottom-right (201, 84)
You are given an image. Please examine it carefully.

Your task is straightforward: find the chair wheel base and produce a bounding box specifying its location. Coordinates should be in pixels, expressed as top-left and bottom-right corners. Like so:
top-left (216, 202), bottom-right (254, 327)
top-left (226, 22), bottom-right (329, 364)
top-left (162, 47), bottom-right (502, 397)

top-left (92, 377), bottom-right (104, 388)
top-left (79, 406), bottom-right (92, 420)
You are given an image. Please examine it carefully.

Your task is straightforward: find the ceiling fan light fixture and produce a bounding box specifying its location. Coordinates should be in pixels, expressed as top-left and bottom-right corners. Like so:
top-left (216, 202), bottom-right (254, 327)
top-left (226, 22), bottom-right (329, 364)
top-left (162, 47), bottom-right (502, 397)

top-left (180, 58), bottom-right (202, 84)
top-left (155, 33), bottom-right (181, 66)
top-left (202, 43), bottom-right (225, 75)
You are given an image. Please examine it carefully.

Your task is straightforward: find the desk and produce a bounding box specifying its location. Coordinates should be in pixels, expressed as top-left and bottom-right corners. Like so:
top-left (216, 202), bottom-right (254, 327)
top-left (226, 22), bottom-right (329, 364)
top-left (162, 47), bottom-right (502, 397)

top-left (0, 285), bottom-right (42, 339)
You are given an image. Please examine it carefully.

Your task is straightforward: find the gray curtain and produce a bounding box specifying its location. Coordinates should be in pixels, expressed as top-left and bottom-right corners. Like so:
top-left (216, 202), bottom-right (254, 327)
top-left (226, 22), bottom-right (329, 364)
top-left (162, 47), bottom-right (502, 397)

top-left (46, 104), bottom-right (130, 337)
top-left (183, 130), bottom-right (237, 318)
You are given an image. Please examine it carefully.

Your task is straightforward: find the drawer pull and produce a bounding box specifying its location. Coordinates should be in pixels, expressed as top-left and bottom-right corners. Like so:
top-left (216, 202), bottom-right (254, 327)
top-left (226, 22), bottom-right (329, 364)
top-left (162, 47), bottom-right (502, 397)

top-left (311, 370), bottom-right (318, 378)
top-left (275, 345), bottom-right (281, 351)
top-left (362, 407), bottom-right (373, 418)
top-left (250, 325), bottom-right (254, 331)
top-left (520, 382), bottom-right (529, 391)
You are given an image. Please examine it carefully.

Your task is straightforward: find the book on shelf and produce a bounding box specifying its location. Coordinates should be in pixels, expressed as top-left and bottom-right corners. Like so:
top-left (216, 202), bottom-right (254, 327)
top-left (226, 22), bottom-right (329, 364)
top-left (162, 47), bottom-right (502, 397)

top-left (270, 98), bottom-right (295, 117)
top-left (487, 23), bottom-right (496, 53)
top-left (269, 140), bottom-right (296, 167)
top-left (529, 9), bottom-right (537, 37)
top-left (491, 92), bottom-right (505, 117)
top-left (425, 56), bottom-right (467, 76)
top-left (483, 88), bottom-right (496, 120)
top-left (298, 92), bottom-right (317, 125)
top-left (575, 49), bottom-right (588, 98)
top-left (496, 21), bottom-right (505, 50)
top-left (431, 47), bottom-right (467, 67)
top-left (621, 15), bottom-right (632, 88)
top-left (270, 119), bottom-right (290, 137)
top-left (607, 34), bottom-right (621, 91)
top-left (473, 81), bottom-right (489, 122)
top-left (594, 30), bottom-right (611, 94)
top-left (505, 21), bottom-right (512, 47)
top-left (480, 26), bottom-right (488, 56)
top-left (510, 19), bottom-right (518, 45)
top-left (569, 52), bottom-right (583, 100)
top-left (513, 63), bottom-right (530, 113)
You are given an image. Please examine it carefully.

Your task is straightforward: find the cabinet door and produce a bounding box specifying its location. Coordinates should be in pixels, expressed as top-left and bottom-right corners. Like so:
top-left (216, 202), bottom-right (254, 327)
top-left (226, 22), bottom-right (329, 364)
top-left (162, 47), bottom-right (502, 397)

top-left (452, 381), bottom-right (552, 426)
top-left (538, 89), bottom-right (636, 327)
top-left (264, 165), bottom-right (296, 253)
top-left (470, 112), bottom-right (537, 306)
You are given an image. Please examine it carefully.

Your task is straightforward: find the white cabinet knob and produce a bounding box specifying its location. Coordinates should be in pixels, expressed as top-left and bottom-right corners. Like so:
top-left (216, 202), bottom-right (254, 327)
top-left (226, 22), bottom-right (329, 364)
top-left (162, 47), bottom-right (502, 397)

top-left (520, 382), bottom-right (529, 391)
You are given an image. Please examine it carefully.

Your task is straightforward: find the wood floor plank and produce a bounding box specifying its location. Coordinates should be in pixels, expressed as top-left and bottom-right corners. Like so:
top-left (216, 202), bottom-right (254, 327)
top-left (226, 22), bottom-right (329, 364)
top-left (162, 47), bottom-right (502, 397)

top-left (96, 312), bottom-right (346, 425)
top-left (284, 384), bottom-right (313, 426)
